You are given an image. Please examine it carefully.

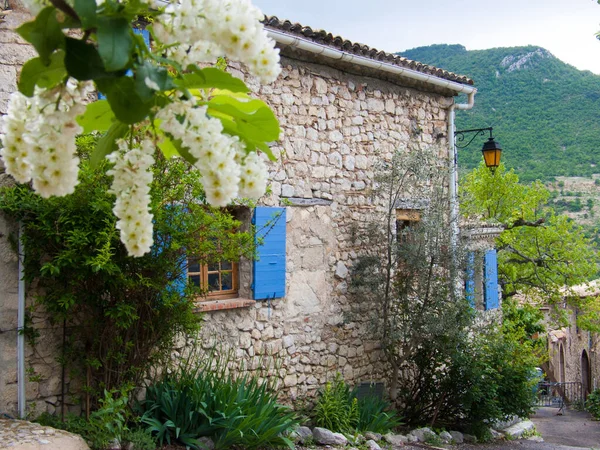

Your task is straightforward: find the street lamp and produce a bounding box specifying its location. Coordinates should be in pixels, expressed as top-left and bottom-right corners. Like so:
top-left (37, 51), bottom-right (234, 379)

top-left (454, 127), bottom-right (502, 169)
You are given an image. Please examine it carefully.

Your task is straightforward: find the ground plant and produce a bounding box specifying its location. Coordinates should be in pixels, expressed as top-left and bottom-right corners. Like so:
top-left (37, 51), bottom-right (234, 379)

top-left (138, 350), bottom-right (298, 449)
top-left (312, 373), bottom-right (401, 434)
top-left (36, 388), bottom-right (155, 449)
top-left (586, 388), bottom-right (600, 419)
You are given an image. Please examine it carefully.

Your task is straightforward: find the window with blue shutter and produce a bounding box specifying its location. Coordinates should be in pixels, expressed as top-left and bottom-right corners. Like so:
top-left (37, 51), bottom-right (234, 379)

top-left (465, 251), bottom-right (476, 308)
top-left (252, 207), bottom-right (286, 300)
top-left (483, 249), bottom-right (499, 310)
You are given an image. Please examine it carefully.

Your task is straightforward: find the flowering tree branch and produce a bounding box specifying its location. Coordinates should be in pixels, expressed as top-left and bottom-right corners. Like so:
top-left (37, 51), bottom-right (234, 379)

top-left (0, 0), bottom-right (282, 257)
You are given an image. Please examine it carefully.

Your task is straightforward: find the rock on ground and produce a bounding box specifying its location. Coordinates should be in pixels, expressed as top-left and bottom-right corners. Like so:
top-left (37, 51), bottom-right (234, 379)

top-left (410, 427), bottom-right (437, 442)
top-left (503, 420), bottom-right (536, 439)
top-left (383, 432), bottom-right (408, 445)
top-left (364, 431), bottom-right (382, 441)
top-left (0, 418), bottom-right (89, 450)
top-left (312, 427), bottom-right (348, 446)
top-left (449, 430), bottom-right (464, 444)
top-left (294, 426), bottom-right (313, 443)
top-left (439, 430), bottom-right (453, 443)
top-left (365, 439), bottom-right (382, 450)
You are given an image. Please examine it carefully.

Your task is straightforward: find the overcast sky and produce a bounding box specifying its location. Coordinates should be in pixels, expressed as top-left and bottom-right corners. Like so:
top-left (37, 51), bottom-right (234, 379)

top-left (253, 0), bottom-right (600, 74)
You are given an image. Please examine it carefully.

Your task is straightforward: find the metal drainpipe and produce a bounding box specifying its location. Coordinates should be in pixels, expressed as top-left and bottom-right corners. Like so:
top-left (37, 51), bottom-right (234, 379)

top-left (17, 223), bottom-right (25, 418)
top-left (448, 91), bottom-right (476, 296)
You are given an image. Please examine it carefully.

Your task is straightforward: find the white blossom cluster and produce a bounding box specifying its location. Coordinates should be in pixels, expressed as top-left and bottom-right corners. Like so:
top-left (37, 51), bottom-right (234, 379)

top-left (107, 139), bottom-right (155, 257)
top-left (0, 80), bottom-right (94, 198)
top-left (154, 0), bottom-right (281, 83)
top-left (157, 100), bottom-right (268, 206)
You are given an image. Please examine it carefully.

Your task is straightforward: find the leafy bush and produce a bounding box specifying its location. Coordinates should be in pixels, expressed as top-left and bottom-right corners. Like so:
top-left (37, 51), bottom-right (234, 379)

top-left (35, 388), bottom-right (134, 449)
top-left (138, 352), bottom-right (298, 449)
top-left (586, 389), bottom-right (600, 419)
top-left (313, 374), bottom-right (358, 433)
top-left (122, 428), bottom-right (157, 450)
top-left (313, 374), bottom-right (400, 434)
top-left (448, 327), bottom-right (538, 437)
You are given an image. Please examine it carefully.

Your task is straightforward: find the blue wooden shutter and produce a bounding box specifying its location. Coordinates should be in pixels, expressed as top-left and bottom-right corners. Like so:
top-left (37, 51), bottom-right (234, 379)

top-left (484, 249), bottom-right (499, 310)
top-left (154, 204), bottom-right (187, 295)
top-left (252, 207), bottom-right (286, 300)
top-left (465, 251), bottom-right (475, 308)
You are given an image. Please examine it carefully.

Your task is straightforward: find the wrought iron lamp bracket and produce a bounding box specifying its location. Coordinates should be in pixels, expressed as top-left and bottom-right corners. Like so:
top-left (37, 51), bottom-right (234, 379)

top-left (454, 127), bottom-right (493, 149)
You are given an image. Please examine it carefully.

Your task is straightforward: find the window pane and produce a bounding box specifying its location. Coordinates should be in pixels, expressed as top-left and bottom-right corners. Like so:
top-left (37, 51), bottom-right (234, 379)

top-left (208, 273), bottom-right (220, 291)
top-left (207, 262), bottom-right (219, 272)
top-left (221, 271), bottom-right (233, 290)
top-left (188, 258), bottom-right (200, 273)
top-left (189, 274), bottom-right (201, 287)
top-left (221, 261), bottom-right (232, 270)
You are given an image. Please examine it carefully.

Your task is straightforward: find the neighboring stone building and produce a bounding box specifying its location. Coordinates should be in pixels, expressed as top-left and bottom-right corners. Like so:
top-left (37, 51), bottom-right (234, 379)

top-left (544, 281), bottom-right (600, 398)
top-left (0, 2), bottom-right (490, 416)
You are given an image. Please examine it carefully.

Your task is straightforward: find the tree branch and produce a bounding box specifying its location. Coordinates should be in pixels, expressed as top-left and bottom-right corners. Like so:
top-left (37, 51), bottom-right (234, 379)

top-left (504, 217), bottom-right (545, 230)
top-left (49, 0), bottom-right (80, 24)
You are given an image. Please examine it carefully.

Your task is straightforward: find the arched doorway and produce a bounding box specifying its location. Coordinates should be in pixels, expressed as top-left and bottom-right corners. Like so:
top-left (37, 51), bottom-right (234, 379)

top-left (582, 350), bottom-right (591, 398)
top-left (559, 344), bottom-right (566, 383)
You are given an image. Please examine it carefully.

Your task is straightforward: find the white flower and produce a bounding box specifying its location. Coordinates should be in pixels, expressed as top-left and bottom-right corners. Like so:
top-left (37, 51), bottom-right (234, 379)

top-left (0, 80), bottom-right (94, 197)
top-left (154, 0), bottom-right (281, 83)
top-left (238, 151), bottom-right (268, 199)
top-left (0, 93), bottom-right (36, 183)
top-left (107, 139), bottom-right (155, 257)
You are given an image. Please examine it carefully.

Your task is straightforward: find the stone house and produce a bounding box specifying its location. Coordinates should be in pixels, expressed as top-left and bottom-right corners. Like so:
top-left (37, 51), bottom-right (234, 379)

top-left (544, 281), bottom-right (600, 398)
top-left (0, 2), bottom-right (500, 416)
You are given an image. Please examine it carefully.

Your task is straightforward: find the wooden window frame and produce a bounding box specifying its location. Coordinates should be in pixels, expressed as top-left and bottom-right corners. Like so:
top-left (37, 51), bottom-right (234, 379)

top-left (396, 209), bottom-right (421, 243)
top-left (187, 258), bottom-right (240, 301)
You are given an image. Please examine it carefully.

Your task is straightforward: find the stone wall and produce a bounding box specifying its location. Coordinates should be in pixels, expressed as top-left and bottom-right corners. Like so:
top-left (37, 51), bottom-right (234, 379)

top-left (0, 4), bottom-right (457, 415)
top-left (546, 307), bottom-right (600, 395)
top-left (197, 58), bottom-right (453, 399)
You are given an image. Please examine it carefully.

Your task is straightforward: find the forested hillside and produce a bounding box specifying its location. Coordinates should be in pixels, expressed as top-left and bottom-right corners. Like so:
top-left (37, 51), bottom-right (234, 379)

top-left (400, 44), bottom-right (600, 182)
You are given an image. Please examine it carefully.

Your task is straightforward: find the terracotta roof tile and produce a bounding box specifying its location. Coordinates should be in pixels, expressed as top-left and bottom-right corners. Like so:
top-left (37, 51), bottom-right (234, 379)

top-left (263, 16), bottom-right (474, 86)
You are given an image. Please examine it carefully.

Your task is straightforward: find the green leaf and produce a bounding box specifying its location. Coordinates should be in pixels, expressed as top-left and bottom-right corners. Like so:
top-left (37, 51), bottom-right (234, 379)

top-left (208, 95), bottom-right (280, 142)
top-left (77, 100), bottom-right (116, 134)
top-left (175, 67), bottom-right (249, 93)
top-left (65, 37), bottom-right (110, 81)
top-left (157, 137), bottom-right (180, 159)
top-left (73, 0), bottom-right (97, 29)
top-left (91, 121), bottom-right (128, 168)
top-left (135, 61), bottom-right (174, 101)
top-left (170, 138), bottom-right (198, 165)
top-left (18, 51), bottom-right (66, 97)
top-left (17, 7), bottom-right (65, 65)
top-left (96, 77), bottom-right (152, 124)
top-left (97, 17), bottom-right (133, 72)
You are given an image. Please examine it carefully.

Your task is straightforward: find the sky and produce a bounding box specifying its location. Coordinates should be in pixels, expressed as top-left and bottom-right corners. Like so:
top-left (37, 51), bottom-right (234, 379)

top-left (253, 0), bottom-right (600, 74)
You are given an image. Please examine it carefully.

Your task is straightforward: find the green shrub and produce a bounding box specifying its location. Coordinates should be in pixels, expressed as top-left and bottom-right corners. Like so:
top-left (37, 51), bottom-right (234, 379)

top-left (122, 428), bottom-right (157, 450)
top-left (313, 374), bottom-right (400, 434)
top-left (313, 374), bottom-right (358, 433)
top-left (356, 390), bottom-right (402, 433)
top-left (35, 388), bottom-right (132, 449)
top-left (139, 352), bottom-right (298, 449)
top-left (586, 389), bottom-right (600, 419)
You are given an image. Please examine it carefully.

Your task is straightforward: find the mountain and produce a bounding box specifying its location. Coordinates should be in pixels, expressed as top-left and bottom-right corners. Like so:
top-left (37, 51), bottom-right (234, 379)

top-left (400, 44), bottom-right (600, 182)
